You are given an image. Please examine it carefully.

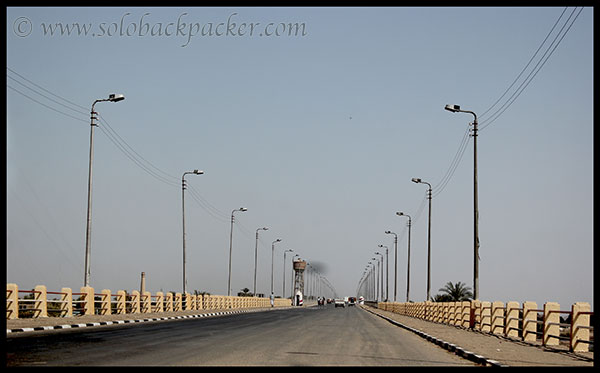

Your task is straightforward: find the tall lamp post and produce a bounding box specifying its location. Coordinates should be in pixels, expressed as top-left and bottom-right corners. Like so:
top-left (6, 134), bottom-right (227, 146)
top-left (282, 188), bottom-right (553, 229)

top-left (83, 93), bottom-right (125, 288)
top-left (378, 245), bottom-right (388, 301)
top-left (412, 177), bottom-right (432, 301)
top-left (254, 227), bottom-right (269, 296)
top-left (228, 207), bottom-right (247, 296)
top-left (283, 249), bottom-right (293, 298)
top-left (396, 212), bottom-right (412, 302)
top-left (385, 230), bottom-right (397, 301)
top-left (374, 252), bottom-right (384, 302)
top-left (445, 104), bottom-right (480, 300)
top-left (271, 238), bottom-right (282, 297)
top-left (367, 262), bottom-right (375, 301)
top-left (182, 169), bottom-right (204, 294)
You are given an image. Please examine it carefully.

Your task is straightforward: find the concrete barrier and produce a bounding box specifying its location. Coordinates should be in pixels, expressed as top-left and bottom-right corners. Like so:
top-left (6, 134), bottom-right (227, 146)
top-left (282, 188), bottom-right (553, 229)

top-left (7, 283), bottom-right (293, 324)
top-left (376, 299), bottom-right (592, 352)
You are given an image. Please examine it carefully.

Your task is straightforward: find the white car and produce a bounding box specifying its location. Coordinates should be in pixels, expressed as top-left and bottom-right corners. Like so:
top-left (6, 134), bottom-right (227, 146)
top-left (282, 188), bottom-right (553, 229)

top-left (334, 298), bottom-right (345, 308)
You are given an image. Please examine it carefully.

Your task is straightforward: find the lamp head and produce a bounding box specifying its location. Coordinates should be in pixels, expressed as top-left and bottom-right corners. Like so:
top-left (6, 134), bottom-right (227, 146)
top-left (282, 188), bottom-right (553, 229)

top-left (396, 211), bottom-right (404, 216)
top-left (411, 178), bottom-right (421, 183)
top-left (239, 207), bottom-right (247, 212)
top-left (108, 93), bottom-right (125, 102)
top-left (445, 104), bottom-right (460, 112)
top-left (385, 230), bottom-right (391, 234)
top-left (193, 169), bottom-right (204, 175)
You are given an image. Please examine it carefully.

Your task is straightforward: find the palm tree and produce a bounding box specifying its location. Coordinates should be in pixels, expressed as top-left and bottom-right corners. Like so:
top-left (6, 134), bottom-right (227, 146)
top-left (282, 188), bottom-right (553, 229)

top-left (436, 281), bottom-right (473, 301)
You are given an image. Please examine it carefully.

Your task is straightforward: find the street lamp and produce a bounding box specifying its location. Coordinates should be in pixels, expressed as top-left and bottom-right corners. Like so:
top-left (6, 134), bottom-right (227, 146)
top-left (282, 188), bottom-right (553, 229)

top-left (378, 245), bottom-right (388, 301)
top-left (253, 227), bottom-right (269, 296)
top-left (445, 104), bottom-right (480, 300)
top-left (271, 238), bottom-right (282, 297)
top-left (283, 249), bottom-right (293, 298)
top-left (83, 93), bottom-right (125, 288)
top-left (228, 207), bottom-right (247, 296)
top-left (385, 230), bottom-right (397, 301)
top-left (396, 211), bottom-right (412, 302)
top-left (182, 169), bottom-right (204, 294)
top-left (412, 177), bottom-right (432, 300)
top-left (374, 252), bottom-right (384, 302)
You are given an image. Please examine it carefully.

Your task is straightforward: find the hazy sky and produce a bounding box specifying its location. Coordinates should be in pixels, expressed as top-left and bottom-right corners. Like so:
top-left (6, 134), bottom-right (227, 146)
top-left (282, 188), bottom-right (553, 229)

top-left (6, 7), bottom-right (593, 309)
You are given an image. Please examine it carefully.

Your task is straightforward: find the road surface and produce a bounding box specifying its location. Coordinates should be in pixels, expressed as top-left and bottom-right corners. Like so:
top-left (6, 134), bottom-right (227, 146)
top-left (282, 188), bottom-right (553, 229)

top-left (6, 304), bottom-right (476, 366)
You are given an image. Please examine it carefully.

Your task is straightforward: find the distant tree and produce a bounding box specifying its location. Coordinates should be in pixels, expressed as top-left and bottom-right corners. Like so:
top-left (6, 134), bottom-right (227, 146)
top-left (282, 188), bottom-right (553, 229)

top-left (435, 281), bottom-right (473, 301)
top-left (432, 293), bottom-right (453, 302)
top-left (238, 288), bottom-right (253, 297)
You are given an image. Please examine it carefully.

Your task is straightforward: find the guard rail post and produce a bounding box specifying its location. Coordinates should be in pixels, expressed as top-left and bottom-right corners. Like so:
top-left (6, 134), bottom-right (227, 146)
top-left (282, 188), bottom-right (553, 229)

top-left (174, 293), bottom-right (182, 311)
top-left (491, 301), bottom-right (504, 335)
top-left (165, 292), bottom-right (173, 312)
top-left (470, 300), bottom-right (480, 329)
top-left (448, 302), bottom-right (455, 325)
top-left (461, 301), bottom-right (470, 328)
top-left (196, 294), bottom-right (203, 310)
top-left (99, 289), bottom-right (111, 315)
top-left (130, 290), bottom-right (140, 314)
top-left (115, 290), bottom-right (126, 314)
top-left (480, 301), bottom-right (491, 332)
top-left (6, 283), bottom-right (18, 320)
top-left (543, 302), bottom-right (560, 347)
top-left (505, 301), bottom-right (519, 338)
top-left (80, 286), bottom-right (94, 316)
top-left (60, 287), bottom-right (73, 317)
top-left (141, 291), bottom-right (151, 313)
top-left (182, 293), bottom-right (189, 311)
top-left (455, 301), bottom-right (462, 325)
top-left (522, 301), bottom-right (537, 342)
top-left (33, 285), bottom-right (48, 318)
top-left (154, 292), bottom-right (164, 313)
top-left (571, 302), bottom-right (591, 352)
top-left (440, 302), bottom-right (446, 323)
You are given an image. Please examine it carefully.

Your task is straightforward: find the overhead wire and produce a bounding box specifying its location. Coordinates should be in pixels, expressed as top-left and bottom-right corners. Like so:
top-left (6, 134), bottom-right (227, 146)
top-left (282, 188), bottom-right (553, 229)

top-left (7, 67), bottom-right (230, 224)
top-left (479, 7), bottom-right (583, 131)
top-left (478, 7), bottom-right (569, 122)
top-left (425, 6), bottom-right (583, 203)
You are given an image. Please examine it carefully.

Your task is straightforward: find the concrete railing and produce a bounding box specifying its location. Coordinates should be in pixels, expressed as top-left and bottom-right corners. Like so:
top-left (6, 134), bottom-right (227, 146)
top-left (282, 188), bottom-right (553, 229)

top-left (6, 283), bottom-right (291, 321)
top-left (377, 300), bottom-right (593, 353)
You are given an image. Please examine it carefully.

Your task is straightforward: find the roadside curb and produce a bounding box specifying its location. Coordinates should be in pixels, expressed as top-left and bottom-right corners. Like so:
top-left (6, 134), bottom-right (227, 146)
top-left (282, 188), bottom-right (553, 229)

top-left (362, 306), bottom-right (507, 367)
top-left (6, 308), bottom-right (269, 335)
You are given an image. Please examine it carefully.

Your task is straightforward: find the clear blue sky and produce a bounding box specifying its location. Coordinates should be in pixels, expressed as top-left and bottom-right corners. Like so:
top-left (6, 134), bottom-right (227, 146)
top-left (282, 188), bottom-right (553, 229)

top-left (6, 7), bottom-right (593, 309)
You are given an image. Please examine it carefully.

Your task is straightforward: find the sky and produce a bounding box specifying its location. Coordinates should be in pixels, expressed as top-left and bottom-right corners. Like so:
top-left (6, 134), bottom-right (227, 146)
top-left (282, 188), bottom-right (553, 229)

top-left (6, 7), bottom-right (594, 310)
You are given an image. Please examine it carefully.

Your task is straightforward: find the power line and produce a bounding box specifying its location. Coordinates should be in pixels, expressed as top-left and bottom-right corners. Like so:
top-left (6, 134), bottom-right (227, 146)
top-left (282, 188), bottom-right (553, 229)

top-left (479, 7), bottom-right (583, 131)
top-left (479, 7), bottom-right (569, 121)
top-left (7, 67), bottom-right (230, 223)
top-left (430, 7), bottom-right (583, 199)
top-left (432, 125), bottom-right (471, 199)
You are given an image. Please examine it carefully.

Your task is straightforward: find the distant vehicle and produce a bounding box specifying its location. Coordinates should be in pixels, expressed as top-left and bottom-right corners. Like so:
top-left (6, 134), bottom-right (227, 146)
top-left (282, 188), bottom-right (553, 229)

top-left (358, 296), bottom-right (365, 305)
top-left (334, 298), bottom-right (345, 308)
top-left (348, 297), bottom-right (356, 306)
top-left (326, 298), bottom-right (333, 304)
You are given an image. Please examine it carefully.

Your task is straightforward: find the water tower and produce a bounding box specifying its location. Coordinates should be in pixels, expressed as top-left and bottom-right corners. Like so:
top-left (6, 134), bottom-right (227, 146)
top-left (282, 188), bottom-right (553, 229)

top-left (292, 259), bottom-right (306, 306)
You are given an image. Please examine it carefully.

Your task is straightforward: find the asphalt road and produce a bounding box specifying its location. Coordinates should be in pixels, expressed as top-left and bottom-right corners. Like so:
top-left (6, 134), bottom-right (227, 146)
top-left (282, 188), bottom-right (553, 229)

top-left (6, 304), bottom-right (476, 366)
